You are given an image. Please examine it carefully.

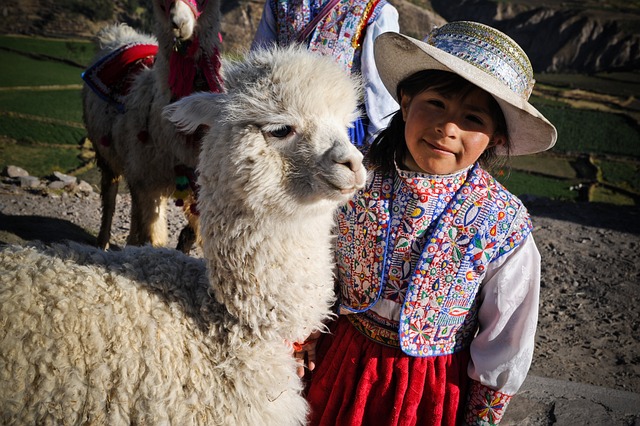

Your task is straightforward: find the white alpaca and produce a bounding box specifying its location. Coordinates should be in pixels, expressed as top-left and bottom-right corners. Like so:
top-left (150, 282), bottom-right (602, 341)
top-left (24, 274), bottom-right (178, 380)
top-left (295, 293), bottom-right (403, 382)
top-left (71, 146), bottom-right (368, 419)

top-left (82, 0), bottom-right (222, 252)
top-left (0, 46), bottom-right (365, 425)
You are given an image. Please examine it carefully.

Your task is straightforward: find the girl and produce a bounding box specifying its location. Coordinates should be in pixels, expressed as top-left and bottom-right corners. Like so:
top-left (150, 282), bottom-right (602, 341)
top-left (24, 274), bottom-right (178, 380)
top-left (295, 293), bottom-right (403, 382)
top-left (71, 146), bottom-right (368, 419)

top-left (299, 21), bottom-right (558, 425)
top-left (251, 0), bottom-right (399, 147)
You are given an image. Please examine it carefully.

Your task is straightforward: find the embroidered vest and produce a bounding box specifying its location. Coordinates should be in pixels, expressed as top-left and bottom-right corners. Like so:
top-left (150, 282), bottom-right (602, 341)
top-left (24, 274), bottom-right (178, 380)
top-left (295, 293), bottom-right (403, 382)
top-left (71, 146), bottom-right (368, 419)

top-left (272, 0), bottom-right (385, 73)
top-left (337, 164), bottom-right (533, 356)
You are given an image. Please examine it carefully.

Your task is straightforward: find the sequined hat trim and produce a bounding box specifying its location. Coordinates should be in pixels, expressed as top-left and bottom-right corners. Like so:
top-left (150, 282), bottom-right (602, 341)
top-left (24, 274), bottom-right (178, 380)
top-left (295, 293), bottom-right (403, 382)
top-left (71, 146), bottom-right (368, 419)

top-left (425, 22), bottom-right (535, 100)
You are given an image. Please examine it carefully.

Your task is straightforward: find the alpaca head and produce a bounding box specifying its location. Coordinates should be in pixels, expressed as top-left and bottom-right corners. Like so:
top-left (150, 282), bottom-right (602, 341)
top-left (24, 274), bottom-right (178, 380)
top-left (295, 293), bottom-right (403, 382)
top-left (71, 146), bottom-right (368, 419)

top-left (152, 0), bottom-right (223, 98)
top-left (154, 0), bottom-right (197, 41)
top-left (154, 0), bottom-right (219, 47)
top-left (164, 45), bottom-right (367, 218)
top-left (163, 46), bottom-right (366, 337)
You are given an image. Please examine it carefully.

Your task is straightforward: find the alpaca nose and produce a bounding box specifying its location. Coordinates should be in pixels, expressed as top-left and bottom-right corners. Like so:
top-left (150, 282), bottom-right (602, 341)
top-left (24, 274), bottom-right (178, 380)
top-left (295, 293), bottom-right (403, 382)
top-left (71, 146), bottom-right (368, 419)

top-left (341, 154), bottom-right (362, 173)
top-left (332, 143), bottom-right (365, 188)
top-left (333, 145), bottom-right (363, 171)
top-left (170, 0), bottom-right (196, 40)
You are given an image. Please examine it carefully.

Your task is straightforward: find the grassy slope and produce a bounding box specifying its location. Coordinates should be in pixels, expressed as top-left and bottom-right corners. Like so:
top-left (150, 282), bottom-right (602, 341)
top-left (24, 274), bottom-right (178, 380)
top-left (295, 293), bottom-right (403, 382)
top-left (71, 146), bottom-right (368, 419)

top-left (0, 35), bottom-right (91, 177)
top-left (496, 70), bottom-right (640, 204)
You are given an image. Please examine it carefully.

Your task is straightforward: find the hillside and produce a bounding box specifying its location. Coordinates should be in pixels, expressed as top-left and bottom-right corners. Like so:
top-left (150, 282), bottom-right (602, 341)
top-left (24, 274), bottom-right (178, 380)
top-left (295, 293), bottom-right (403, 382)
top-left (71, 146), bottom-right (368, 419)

top-left (429, 0), bottom-right (640, 73)
top-left (1, 0), bottom-right (638, 73)
top-left (1, 0), bottom-right (638, 206)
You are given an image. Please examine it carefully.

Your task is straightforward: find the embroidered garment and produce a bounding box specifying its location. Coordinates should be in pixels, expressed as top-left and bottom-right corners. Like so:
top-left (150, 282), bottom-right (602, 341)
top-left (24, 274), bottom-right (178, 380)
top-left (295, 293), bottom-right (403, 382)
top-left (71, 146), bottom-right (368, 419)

top-left (337, 163), bottom-right (532, 356)
top-left (271, 0), bottom-right (384, 73)
top-left (465, 380), bottom-right (512, 425)
top-left (252, 0), bottom-right (399, 144)
top-left (306, 315), bottom-right (471, 426)
top-left (329, 164), bottom-right (541, 423)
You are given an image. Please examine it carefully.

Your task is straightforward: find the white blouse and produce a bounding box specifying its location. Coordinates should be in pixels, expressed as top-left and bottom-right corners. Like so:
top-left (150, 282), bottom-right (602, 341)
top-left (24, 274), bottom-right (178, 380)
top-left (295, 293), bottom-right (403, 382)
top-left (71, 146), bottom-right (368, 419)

top-left (468, 235), bottom-right (540, 395)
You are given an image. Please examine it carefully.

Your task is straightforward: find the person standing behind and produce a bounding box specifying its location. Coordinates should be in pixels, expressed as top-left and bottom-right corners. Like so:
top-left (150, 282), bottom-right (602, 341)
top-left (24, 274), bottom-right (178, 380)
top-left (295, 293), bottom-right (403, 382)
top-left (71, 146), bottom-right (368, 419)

top-left (302, 21), bottom-right (558, 425)
top-left (252, 0), bottom-right (400, 148)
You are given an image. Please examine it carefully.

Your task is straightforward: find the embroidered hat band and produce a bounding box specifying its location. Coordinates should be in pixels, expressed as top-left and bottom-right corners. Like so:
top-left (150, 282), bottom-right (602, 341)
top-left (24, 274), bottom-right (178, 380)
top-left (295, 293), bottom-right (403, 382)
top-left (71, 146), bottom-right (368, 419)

top-left (425, 21), bottom-right (535, 101)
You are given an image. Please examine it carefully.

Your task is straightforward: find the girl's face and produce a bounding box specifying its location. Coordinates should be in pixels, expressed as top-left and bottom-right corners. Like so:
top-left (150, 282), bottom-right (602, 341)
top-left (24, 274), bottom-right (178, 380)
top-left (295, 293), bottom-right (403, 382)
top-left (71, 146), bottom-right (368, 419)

top-left (400, 85), bottom-right (506, 175)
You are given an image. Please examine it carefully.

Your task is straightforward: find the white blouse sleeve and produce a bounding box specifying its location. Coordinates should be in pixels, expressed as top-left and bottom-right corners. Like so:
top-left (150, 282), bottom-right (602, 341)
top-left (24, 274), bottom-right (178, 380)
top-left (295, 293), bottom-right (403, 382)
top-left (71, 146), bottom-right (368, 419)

top-left (359, 3), bottom-right (400, 143)
top-left (251, 0), bottom-right (278, 50)
top-left (467, 235), bottom-right (541, 395)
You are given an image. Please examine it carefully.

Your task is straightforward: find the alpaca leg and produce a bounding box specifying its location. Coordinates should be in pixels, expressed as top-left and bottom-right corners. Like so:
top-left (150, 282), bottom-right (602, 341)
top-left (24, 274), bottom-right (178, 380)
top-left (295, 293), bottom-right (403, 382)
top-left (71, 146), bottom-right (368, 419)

top-left (176, 199), bottom-right (200, 253)
top-left (128, 188), bottom-right (169, 247)
top-left (176, 224), bottom-right (196, 253)
top-left (148, 195), bottom-right (169, 247)
top-left (96, 153), bottom-right (121, 250)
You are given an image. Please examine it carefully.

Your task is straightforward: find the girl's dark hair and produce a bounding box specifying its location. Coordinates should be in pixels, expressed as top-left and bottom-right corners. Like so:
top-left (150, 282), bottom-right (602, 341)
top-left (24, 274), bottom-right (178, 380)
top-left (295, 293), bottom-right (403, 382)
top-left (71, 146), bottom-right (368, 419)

top-left (367, 70), bottom-right (510, 174)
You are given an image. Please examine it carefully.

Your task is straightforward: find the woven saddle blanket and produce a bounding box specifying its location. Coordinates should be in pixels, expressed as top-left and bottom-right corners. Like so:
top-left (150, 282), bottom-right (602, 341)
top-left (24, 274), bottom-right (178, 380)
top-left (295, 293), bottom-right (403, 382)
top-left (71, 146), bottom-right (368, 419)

top-left (82, 43), bottom-right (158, 112)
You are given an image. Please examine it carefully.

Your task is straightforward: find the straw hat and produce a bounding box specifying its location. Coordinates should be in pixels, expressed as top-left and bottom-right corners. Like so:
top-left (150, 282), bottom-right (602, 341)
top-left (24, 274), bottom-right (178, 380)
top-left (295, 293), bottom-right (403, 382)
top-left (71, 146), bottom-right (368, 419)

top-left (374, 21), bottom-right (557, 155)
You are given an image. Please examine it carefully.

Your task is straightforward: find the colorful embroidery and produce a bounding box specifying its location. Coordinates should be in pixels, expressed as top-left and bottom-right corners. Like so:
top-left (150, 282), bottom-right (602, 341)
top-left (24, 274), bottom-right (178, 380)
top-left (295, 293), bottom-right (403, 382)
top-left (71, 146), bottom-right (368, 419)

top-left (425, 21), bottom-right (535, 100)
top-left (348, 310), bottom-right (400, 347)
top-left (273, 0), bottom-right (385, 73)
top-left (337, 172), bottom-right (392, 311)
top-left (337, 163), bottom-right (532, 357)
top-left (465, 380), bottom-right (512, 425)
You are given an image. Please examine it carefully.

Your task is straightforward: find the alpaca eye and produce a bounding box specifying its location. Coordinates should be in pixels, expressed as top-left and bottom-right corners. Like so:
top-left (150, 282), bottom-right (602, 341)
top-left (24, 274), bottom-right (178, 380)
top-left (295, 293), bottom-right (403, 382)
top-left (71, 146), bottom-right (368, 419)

top-left (268, 126), bottom-right (293, 139)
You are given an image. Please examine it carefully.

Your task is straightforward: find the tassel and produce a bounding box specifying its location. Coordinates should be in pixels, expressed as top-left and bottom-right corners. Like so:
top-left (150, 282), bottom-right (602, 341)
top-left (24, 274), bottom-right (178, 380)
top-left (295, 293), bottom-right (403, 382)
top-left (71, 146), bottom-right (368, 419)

top-left (168, 36), bottom-right (201, 100)
top-left (201, 46), bottom-right (224, 93)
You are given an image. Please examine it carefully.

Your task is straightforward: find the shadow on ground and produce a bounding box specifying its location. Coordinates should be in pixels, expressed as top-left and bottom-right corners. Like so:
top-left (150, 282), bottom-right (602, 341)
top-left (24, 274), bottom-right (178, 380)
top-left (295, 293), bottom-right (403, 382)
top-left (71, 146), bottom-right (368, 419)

top-left (0, 212), bottom-right (97, 246)
top-left (526, 198), bottom-right (640, 234)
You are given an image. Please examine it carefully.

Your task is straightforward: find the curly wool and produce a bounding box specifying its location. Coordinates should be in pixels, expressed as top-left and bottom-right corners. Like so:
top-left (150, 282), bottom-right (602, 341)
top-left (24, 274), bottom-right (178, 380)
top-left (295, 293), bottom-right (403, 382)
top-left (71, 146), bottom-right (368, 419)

top-left (1, 242), bottom-right (314, 424)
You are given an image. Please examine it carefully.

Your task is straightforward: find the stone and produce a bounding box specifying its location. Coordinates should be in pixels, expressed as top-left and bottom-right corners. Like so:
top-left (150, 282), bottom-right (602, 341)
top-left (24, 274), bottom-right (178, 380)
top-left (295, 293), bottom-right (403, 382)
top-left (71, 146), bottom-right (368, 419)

top-left (48, 181), bottom-right (66, 190)
top-left (3, 165), bottom-right (29, 178)
top-left (18, 176), bottom-right (41, 188)
top-left (52, 171), bottom-right (77, 185)
top-left (76, 180), bottom-right (94, 193)
top-left (553, 398), bottom-right (613, 425)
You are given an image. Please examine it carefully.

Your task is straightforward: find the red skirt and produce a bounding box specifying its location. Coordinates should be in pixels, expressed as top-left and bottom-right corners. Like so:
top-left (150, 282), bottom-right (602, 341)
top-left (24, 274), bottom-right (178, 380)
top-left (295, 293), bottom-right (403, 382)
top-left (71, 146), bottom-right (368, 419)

top-left (306, 315), bottom-right (471, 426)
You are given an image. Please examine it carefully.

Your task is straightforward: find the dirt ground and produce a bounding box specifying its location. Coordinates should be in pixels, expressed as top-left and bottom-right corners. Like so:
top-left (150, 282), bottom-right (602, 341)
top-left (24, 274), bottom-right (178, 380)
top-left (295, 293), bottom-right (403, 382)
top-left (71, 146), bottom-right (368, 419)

top-left (1, 179), bottom-right (639, 393)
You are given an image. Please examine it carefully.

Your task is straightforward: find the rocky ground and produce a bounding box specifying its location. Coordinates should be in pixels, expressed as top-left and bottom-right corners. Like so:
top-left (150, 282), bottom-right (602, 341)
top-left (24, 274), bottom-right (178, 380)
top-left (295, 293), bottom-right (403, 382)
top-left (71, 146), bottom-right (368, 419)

top-left (0, 171), bottom-right (639, 394)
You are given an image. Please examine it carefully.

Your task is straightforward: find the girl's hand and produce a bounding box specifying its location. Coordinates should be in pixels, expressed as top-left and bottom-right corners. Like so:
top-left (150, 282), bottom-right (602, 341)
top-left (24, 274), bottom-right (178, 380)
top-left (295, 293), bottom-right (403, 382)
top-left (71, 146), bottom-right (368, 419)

top-left (293, 330), bottom-right (322, 378)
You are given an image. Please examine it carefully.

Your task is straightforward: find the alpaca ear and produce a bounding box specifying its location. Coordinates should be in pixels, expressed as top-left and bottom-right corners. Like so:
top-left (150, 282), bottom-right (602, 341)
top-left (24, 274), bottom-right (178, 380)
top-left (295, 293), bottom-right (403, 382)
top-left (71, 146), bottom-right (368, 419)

top-left (162, 92), bottom-right (224, 135)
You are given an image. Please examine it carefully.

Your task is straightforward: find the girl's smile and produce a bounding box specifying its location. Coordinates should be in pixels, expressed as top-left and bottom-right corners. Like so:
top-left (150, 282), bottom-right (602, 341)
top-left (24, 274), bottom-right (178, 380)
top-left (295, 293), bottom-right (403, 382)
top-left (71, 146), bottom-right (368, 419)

top-left (400, 86), bottom-right (506, 175)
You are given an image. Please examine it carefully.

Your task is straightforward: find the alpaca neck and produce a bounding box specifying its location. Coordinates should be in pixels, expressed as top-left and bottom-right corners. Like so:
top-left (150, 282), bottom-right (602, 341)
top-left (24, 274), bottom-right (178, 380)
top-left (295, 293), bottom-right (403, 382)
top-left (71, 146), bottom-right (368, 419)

top-left (202, 203), bottom-right (337, 344)
top-left (154, 1), bottom-right (222, 99)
